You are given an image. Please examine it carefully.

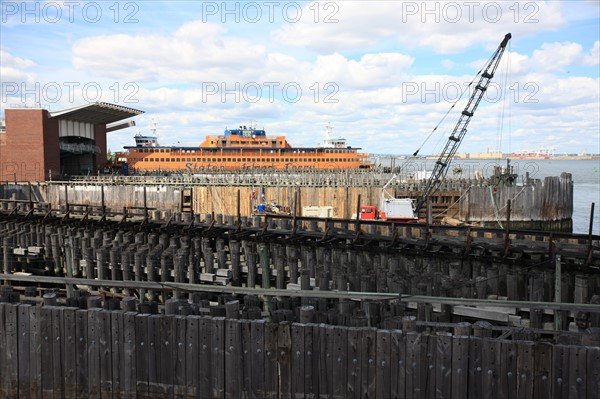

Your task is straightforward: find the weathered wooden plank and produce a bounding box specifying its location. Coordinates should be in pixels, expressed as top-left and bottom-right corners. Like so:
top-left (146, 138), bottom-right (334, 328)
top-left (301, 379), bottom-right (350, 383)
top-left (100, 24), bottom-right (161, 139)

top-left (376, 329), bottom-right (391, 399)
top-left (264, 322), bottom-right (279, 399)
top-left (63, 307), bottom-right (78, 398)
top-left (362, 327), bottom-right (377, 399)
top-left (332, 325), bottom-right (348, 399)
top-left (17, 304), bottom-right (31, 397)
top-left (135, 313), bottom-right (150, 399)
top-left (435, 332), bottom-right (452, 399)
top-left (226, 319), bottom-right (243, 398)
top-left (75, 309), bottom-right (89, 398)
top-left (240, 319), bottom-right (253, 399)
top-left (50, 307), bottom-right (65, 398)
top-left (390, 329), bottom-right (406, 399)
top-left (568, 346), bottom-right (587, 399)
top-left (99, 309), bottom-right (113, 397)
top-left (291, 323), bottom-right (305, 399)
top-left (250, 319), bottom-right (266, 399)
top-left (184, 316), bottom-right (200, 399)
top-left (1, 304), bottom-right (18, 398)
top-left (482, 338), bottom-right (501, 399)
top-left (451, 336), bottom-right (469, 399)
top-left (424, 334), bottom-right (437, 399)
top-left (111, 310), bottom-right (124, 396)
top-left (123, 312), bottom-right (137, 399)
top-left (468, 336), bottom-right (483, 399)
top-left (278, 321), bottom-right (293, 399)
top-left (0, 304), bottom-right (6, 399)
top-left (498, 340), bottom-right (517, 399)
top-left (88, 308), bottom-right (102, 399)
top-left (198, 316), bottom-right (213, 399)
top-left (405, 332), bottom-right (421, 399)
top-left (347, 327), bottom-right (361, 399)
top-left (212, 317), bottom-right (226, 398)
top-left (147, 314), bottom-right (162, 398)
top-left (533, 342), bottom-right (552, 399)
top-left (312, 323), bottom-right (324, 398)
top-left (159, 314), bottom-right (175, 397)
top-left (319, 324), bottom-right (332, 398)
top-left (30, 306), bottom-right (42, 399)
top-left (587, 346), bottom-right (600, 399)
top-left (516, 341), bottom-right (534, 399)
top-left (40, 306), bottom-right (54, 398)
top-left (173, 315), bottom-right (187, 399)
top-left (303, 323), bottom-right (315, 399)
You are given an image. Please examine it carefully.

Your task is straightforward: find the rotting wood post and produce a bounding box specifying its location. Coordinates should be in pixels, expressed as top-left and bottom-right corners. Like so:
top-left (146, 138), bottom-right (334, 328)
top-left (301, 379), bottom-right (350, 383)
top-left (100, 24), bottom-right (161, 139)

top-left (555, 254), bottom-right (562, 330)
top-left (454, 322), bottom-right (472, 336)
top-left (43, 292), bottom-right (57, 306)
top-left (122, 296), bottom-right (137, 312)
top-left (215, 238), bottom-right (227, 269)
top-left (146, 251), bottom-right (158, 301)
top-left (287, 245), bottom-right (299, 284)
top-left (244, 241), bottom-right (257, 289)
top-left (472, 321), bottom-right (493, 338)
top-left (504, 199), bottom-right (511, 256)
top-left (299, 305), bottom-right (315, 323)
top-left (274, 244), bottom-right (286, 290)
top-left (530, 308), bottom-right (544, 329)
top-left (201, 237), bottom-right (214, 274)
top-left (230, 240), bottom-right (241, 287)
top-left (587, 202), bottom-right (595, 264)
top-left (64, 236), bottom-right (75, 298)
top-left (258, 243), bottom-right (270, 290)
top-left (225, 300), bottom-right (240, 319)
top-left (486, 266), bottom-right (499, 297)
top-left (134, 248), bottom-right (146, 301)
top-left (258, 243), bottom-right (272, 317)
top-left (574, 275), bottom-right (590, 304)
top-left (402, 315), bottom-right (417, 332)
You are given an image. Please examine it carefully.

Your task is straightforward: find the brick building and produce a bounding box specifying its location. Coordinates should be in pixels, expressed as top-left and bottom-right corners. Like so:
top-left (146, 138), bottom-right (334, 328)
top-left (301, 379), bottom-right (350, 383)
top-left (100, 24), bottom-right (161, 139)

top-left (0, 102), bottom-right (143, 181)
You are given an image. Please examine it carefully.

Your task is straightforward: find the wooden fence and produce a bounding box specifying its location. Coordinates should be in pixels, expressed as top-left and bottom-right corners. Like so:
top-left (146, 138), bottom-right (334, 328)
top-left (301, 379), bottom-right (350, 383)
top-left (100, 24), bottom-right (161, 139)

top-left (1, 302), bottom-right (598, 399)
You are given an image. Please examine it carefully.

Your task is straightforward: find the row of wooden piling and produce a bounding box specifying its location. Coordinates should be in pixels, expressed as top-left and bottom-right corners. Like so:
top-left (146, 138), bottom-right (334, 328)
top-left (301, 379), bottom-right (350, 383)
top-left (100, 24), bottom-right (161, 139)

top-left (0, 299), bottom-right (598, 399)
top-left (1, 213), bottom-right (599, 331)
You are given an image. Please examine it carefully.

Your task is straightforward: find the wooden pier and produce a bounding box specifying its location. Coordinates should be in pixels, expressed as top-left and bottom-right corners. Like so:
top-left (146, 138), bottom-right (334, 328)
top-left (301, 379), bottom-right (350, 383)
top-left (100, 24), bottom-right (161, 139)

top-left (0, 169), bottom-right (574, 231)
top-left (0, 299), bottom-right (598, 398)
top-left (0, 174), bottom-right (596, 398)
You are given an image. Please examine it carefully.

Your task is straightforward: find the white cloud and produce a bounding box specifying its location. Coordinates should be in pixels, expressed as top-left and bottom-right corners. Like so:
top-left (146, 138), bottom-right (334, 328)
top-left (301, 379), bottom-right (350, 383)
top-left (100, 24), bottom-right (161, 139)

top-left (272, 1), bottom-right (566, 54)
top-left (72, 21), bottom-right (267, 82)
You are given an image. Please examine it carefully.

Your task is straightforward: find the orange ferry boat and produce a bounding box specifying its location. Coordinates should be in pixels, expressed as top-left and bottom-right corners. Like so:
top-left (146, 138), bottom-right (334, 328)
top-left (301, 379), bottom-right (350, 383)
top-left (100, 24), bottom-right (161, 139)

top-left (120, 123), bottom-right (373, 172)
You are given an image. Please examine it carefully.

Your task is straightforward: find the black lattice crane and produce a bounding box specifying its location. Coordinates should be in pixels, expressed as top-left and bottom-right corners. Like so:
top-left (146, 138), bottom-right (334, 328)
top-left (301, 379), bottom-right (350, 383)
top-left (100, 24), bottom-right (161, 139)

top-left (414, 33), bottom-right (512, 214)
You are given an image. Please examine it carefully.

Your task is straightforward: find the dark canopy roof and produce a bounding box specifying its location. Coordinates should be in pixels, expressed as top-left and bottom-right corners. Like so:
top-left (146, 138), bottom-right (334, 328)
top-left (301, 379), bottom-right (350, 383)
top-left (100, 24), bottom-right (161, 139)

top-left (49, 102), bottom-right (144, 124)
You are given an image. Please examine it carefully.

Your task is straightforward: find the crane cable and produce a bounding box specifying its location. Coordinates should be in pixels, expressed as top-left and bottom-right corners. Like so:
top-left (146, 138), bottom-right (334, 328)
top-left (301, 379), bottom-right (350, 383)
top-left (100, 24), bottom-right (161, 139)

top-left (496, 40), bottom-right (512, 154)
top-left (410, 49), bottom-right (497, 159)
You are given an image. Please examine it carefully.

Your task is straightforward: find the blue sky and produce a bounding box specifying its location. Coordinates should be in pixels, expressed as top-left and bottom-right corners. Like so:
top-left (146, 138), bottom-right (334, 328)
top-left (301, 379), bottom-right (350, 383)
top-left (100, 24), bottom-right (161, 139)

top-left (1, 1), bottom-right (599, 155)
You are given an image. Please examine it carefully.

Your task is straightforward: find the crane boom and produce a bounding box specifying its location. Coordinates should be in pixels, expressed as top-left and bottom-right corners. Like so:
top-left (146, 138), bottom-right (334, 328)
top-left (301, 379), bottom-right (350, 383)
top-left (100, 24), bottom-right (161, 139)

top-left (414, 33), bottom-right (512, 213)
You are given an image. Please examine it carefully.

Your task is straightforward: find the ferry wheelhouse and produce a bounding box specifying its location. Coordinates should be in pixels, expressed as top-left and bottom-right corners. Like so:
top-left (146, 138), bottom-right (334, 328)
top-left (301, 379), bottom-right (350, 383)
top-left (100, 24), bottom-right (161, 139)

top-left (121, 124), bottom-right (372, 172)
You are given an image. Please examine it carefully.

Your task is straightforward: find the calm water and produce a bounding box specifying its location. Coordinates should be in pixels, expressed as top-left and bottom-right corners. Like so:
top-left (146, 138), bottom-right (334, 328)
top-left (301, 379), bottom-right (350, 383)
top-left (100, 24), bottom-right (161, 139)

top-left (374, 158), bottom-right (600, 235)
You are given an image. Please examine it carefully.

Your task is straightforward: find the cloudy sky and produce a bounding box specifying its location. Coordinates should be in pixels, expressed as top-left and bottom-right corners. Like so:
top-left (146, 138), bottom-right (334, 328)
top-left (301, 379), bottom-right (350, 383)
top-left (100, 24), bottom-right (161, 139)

top-left (1, 1), bottom-right (599, 155)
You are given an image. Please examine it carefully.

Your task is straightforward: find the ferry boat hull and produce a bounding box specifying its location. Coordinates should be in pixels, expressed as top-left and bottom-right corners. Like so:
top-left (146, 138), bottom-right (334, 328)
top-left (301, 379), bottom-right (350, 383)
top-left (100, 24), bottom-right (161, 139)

top-left (119, 125), bottom-right (373, 173)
